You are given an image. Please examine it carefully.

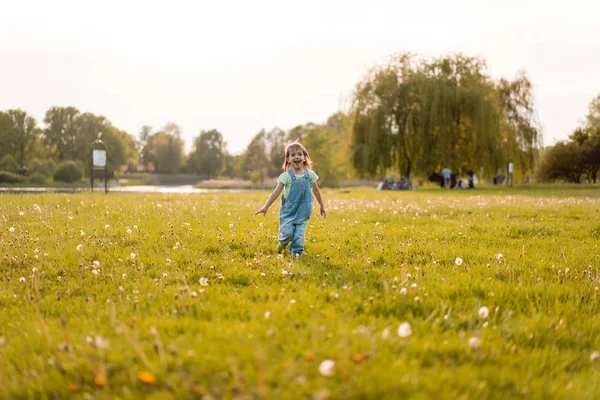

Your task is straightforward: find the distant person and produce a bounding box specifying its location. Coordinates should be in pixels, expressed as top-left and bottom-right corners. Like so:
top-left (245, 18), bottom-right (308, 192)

top-left (441, 167), bottom-right (452, 189)
top-left (255, 140), bottom-right (326, 257)
top-left (377, 179), bottom-right (389, 190)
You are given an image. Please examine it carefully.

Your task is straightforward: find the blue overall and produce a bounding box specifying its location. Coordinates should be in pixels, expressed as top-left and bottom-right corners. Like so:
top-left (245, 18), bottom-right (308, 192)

top-left (278, 169), bottom-right (313, 255)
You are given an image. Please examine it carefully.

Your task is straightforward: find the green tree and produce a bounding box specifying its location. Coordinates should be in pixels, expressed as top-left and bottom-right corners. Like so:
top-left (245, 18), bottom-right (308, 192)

top-left (43, 106), bottom-right (80, 161)
top-left (1, 109), bottom-right (41, 165)
top-left (351, 53), bottom-right (540, 180)
top-left (0, 111), bottom-right (15, 159)
top-left (586, 94), bottom-right (600, 129)
top-left (188, 129), bottom-right (224, 179)
top-left (266, 128), bottom-right (287, 177)
top-left (242, 130), bottom-right (269, 182)
top-left (147, 124), bottom-right (184, 173)
top-left (138, 125), bottom-right (153, 171)
top-left (537, 142), bottom-right (585, 183)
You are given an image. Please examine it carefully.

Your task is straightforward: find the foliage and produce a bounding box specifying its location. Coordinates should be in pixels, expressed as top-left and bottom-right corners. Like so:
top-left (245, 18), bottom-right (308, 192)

top-left (53, 160), bottom-right (84, 183)
top-left (145, 124), bottom-right (185, 173)
top-left (351, 53), bottom-right (541, 179)
top-left (241, 130), bottom-right (269, 182)
top-left (0, 154), bottom-right (19, 172)
top-left (0, 170), bottom-right (26, 183)
top-left (0, 109), bottom-right (41, 165)
top-left (538, 94), bottom-right (600, 183)
top-left (187, 129), bottom-right (224, 179)
top-left (0, 189), bottom-right (599, 398)
top-left (27, 171), bottom-right (48, 185)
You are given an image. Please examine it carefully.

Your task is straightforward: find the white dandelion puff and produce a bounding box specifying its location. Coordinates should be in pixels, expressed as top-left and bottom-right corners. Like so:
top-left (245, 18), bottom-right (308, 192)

top-left (478, 306), bottom-right (490, 319)
top-left (381, 327), bottom-right (391, 340)
top-left (455, 257), bottom-right (463, 266)
top-left (468, 336), bottom-right (481, 350)
top-left (318, 360), bottom-right (335, 377)
top-left (199, 277), bottom-right (209, 286)
top-left (398, 322), bottom-right (412, 338)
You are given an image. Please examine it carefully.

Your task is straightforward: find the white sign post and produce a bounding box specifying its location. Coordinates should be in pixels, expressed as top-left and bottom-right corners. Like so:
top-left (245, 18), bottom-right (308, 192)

top-left (93, 149), bottom-right (106, 168)
top-left (91, 140), bottom-right (108, 193)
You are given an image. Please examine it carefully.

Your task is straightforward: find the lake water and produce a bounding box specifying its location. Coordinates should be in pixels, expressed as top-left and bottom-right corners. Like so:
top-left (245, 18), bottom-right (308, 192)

top-left (0, 185), bottom-right (250, 194)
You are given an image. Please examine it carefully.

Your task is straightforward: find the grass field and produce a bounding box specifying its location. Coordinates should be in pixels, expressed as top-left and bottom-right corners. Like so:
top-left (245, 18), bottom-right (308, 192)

top-left (1, 186), bottom-right (599, 399)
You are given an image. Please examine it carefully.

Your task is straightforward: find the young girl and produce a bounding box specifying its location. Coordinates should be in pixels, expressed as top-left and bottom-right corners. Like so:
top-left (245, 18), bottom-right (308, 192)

top-left (255, 141), bottom-right (326, 256)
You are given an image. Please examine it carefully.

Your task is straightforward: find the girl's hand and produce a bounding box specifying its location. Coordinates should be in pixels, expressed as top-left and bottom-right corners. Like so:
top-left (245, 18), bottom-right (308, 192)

top-left (255, 207), bottom-right (268, 216)
top-left (320, 206), bottom-right (327, 218)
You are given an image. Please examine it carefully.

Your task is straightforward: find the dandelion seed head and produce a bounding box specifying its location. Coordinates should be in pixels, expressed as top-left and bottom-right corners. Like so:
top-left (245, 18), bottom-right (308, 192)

top-left (455, 257), bottom-right (463, 266)
top-left (318, 360), bottom-right (335, 377)
top-left (478, 306), bottom-right (490, 319)
top-left (398, 322), bottom-right (412, 338)
top-left (468, 336), bottom-right (481, 350)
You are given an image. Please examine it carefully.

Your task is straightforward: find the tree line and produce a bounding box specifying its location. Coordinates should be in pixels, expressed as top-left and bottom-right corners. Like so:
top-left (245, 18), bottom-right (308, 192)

top-left (1, 52), bottom-right (598, 186)
top-left (536, 95), bottom-right (600, 183)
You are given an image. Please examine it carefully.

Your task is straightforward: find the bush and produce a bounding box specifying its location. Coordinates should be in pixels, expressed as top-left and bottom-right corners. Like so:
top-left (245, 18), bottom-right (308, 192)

top-left (53, 161), bottom-right (83, 183)
top-left (28, 158), bottom-right (54, 178)
top-left (0, 154), bottom-right (19, 173)
top-left (44, 160), bottom-right (57, 176)
top-left (28, 172), bottom-right (48, 185)
top-left (0, 171), bottom-right (26, 184)
top-left (249, 171), bottom-right (261, 184)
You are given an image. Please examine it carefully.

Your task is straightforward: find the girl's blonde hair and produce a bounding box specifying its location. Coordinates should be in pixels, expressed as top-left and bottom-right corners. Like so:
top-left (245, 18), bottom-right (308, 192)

top-left (282, 140), bottom-right (312, 171)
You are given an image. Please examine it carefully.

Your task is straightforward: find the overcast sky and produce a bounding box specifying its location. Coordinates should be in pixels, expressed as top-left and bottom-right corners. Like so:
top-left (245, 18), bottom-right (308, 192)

top-left (1, 0), bottom-right (599, 153)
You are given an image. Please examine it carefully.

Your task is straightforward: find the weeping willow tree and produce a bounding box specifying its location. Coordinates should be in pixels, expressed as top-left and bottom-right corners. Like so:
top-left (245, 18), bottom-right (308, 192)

top-left (351, 52), bottom-right (541, 180)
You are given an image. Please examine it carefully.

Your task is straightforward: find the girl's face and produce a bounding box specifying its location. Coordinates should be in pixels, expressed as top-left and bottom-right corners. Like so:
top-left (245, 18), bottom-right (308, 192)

top-left (287, 148), bottom-right (306, 169)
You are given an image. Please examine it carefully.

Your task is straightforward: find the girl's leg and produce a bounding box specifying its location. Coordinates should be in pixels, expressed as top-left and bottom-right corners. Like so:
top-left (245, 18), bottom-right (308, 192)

top-left (290, 221), bottom-right (307, 256)
top-left (278, 217), bottom-right (295, 248)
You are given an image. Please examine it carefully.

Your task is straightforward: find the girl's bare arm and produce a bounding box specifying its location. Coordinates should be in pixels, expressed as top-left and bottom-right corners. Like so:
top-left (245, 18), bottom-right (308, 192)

top-left (312, 182), bottom-right (326, 218)
top-left (255, 182), bottom-right (284, 215)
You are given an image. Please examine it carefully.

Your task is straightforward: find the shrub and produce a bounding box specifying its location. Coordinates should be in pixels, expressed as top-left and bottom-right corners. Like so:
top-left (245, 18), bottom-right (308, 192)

top-left (44, 160), bottom-right (57, 176)
top-left (53, 161), bottom-right (83, 183)
top-left (0, 154), bottom-right (19, 172)
top-left (249, 171), bottom-right (261, 184)
top-left (28, 172), bottom-right (48, 185)
top-left (28, 158), bottom-right (54, 178)
top-left (0, 171), bottom-right (26, 184)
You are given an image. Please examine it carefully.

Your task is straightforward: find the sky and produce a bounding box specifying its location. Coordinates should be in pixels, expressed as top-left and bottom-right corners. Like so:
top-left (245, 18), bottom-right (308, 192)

top-left (1, 0), bottom-right (599, 154)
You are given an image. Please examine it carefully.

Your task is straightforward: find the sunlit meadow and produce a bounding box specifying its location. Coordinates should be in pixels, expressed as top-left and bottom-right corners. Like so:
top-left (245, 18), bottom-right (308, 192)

top-left (1, 186), bottom-right (600, 399)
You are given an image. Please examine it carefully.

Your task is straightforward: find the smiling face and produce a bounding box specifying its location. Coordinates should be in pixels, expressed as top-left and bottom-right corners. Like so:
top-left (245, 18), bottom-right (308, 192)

top-left (287, 147), bottom-right (306, 171)
top-left (282, 141), bottom-right (312, 171)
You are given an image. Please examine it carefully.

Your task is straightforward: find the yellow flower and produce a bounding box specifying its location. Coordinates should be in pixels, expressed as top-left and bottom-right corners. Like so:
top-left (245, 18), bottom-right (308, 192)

top-left (138, 371), bottom-right (156, 384)
top-left (68, 384), bottom-right (80, 392)
top-left (94, 374), bottom-right (106, 387)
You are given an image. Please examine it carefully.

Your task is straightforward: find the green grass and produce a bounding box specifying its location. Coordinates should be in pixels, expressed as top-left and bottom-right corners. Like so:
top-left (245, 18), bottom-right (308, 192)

top-left (1, 186), bottom-right (599, 399)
